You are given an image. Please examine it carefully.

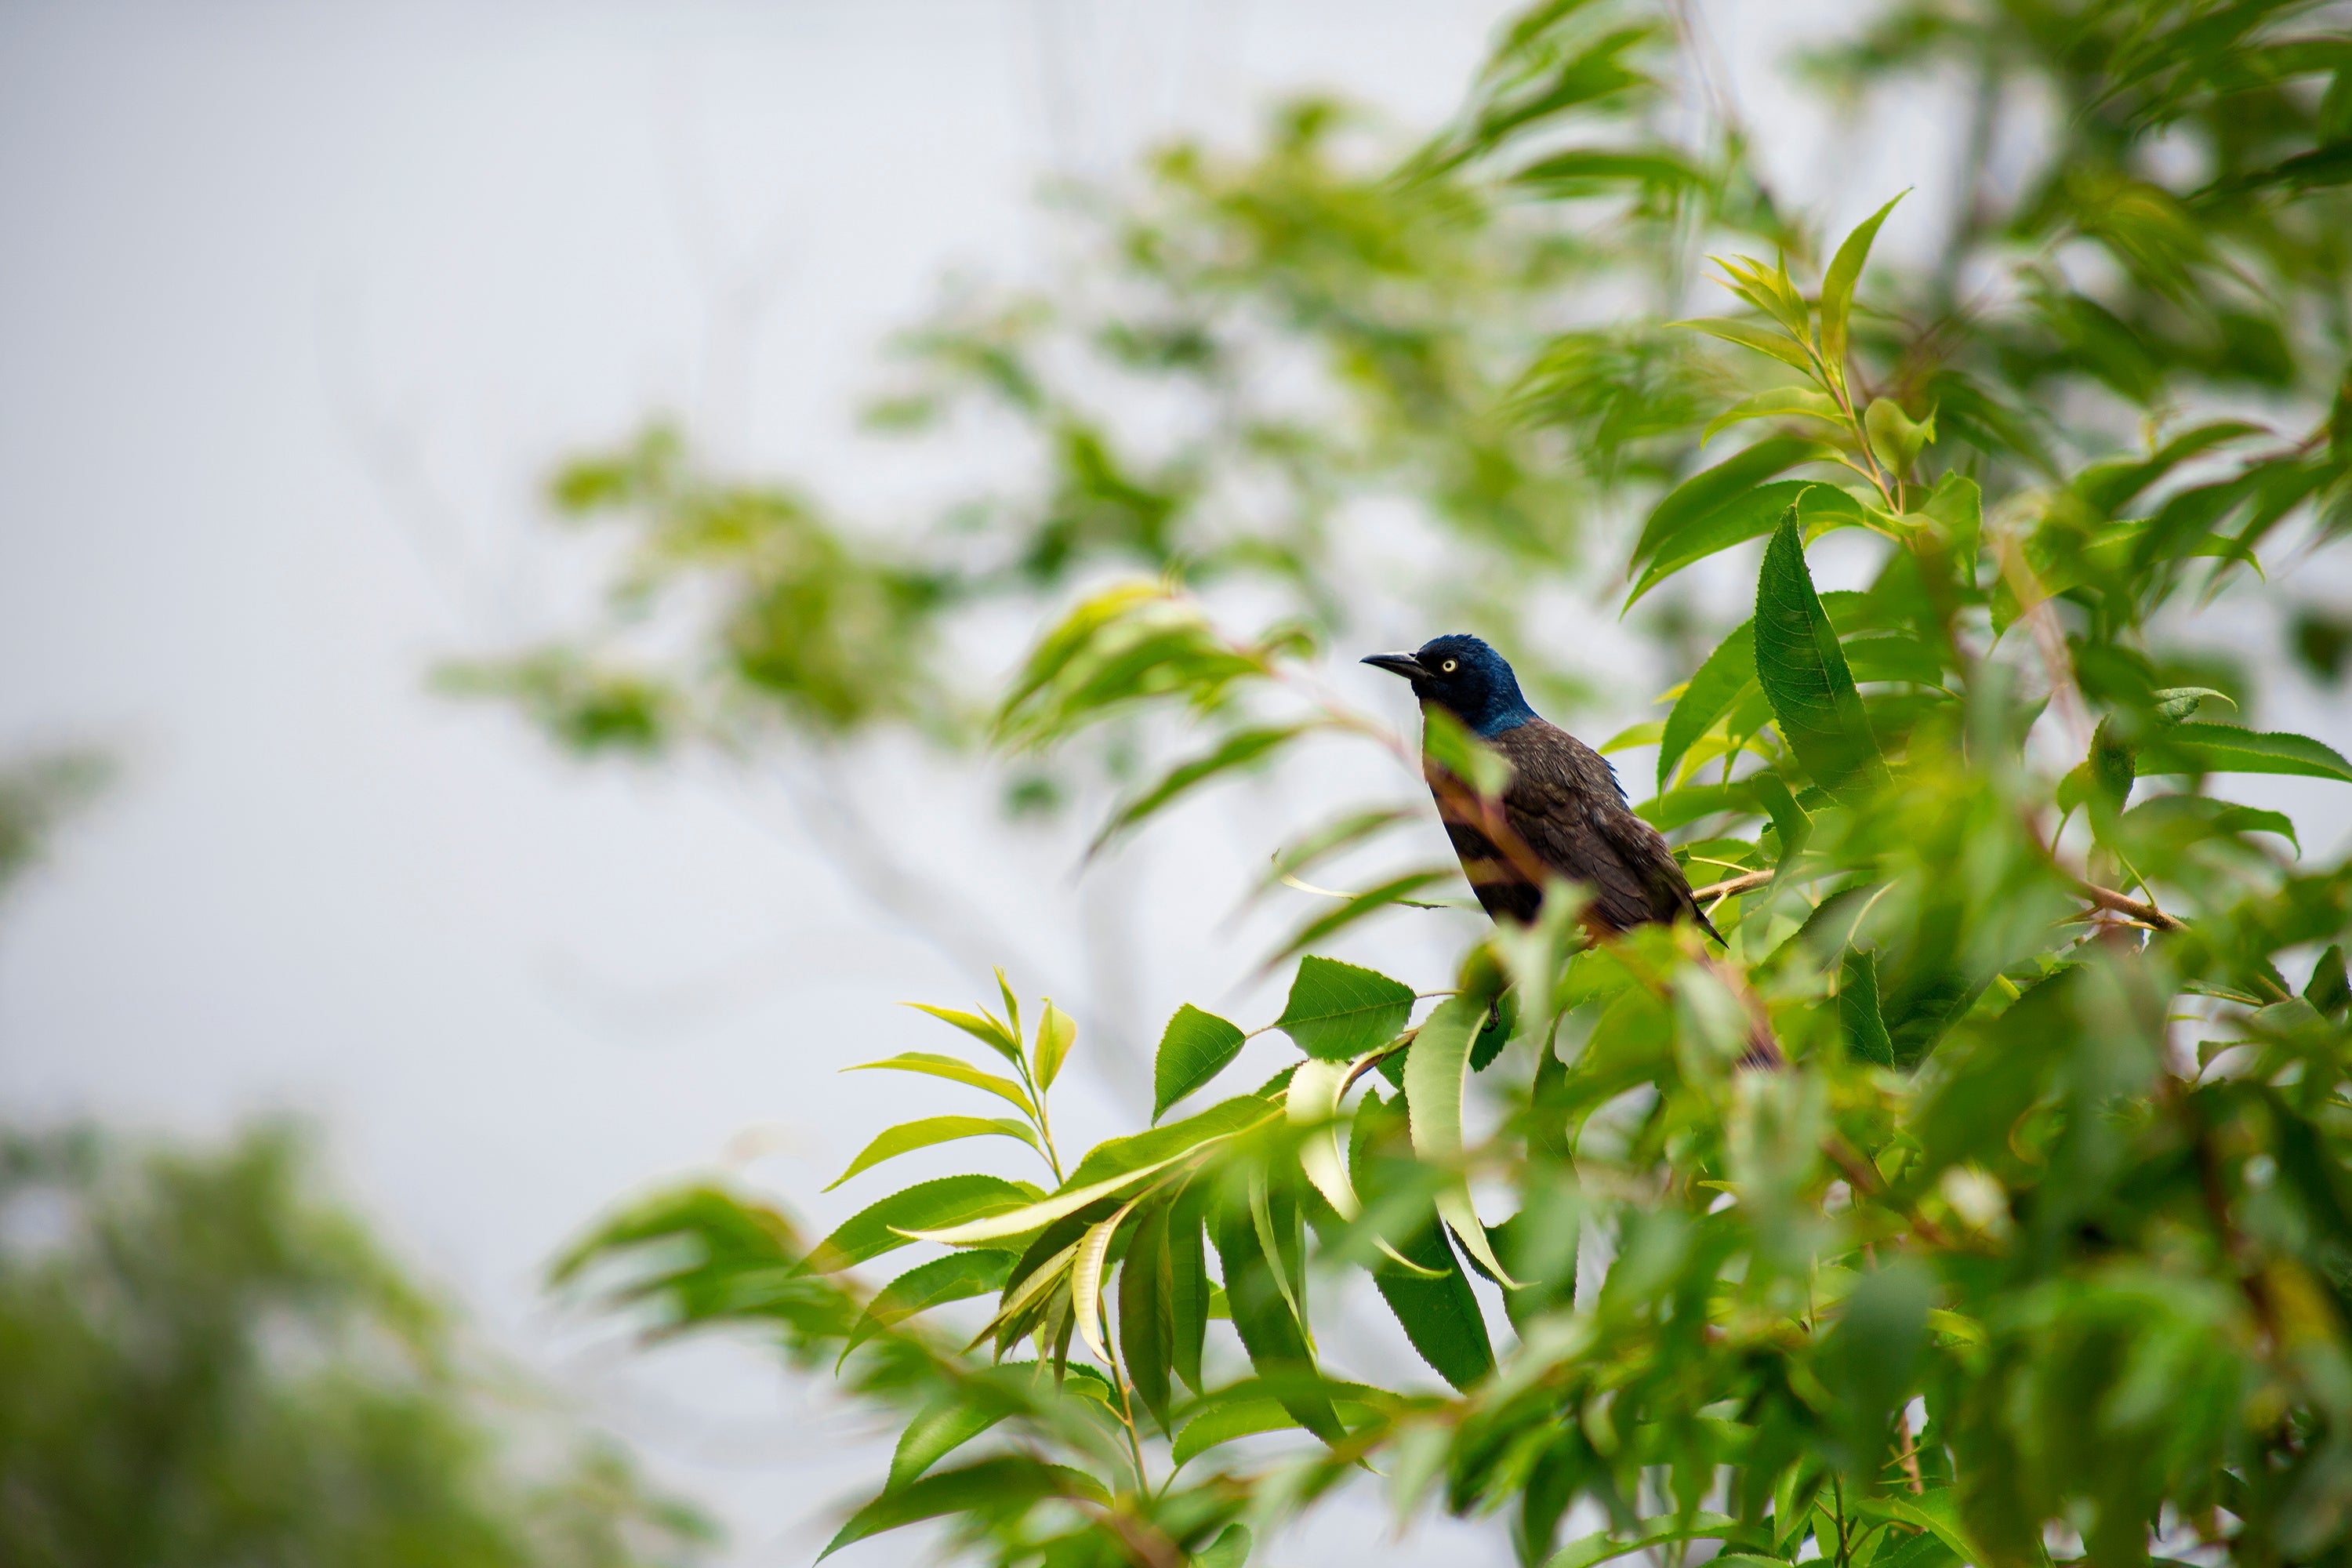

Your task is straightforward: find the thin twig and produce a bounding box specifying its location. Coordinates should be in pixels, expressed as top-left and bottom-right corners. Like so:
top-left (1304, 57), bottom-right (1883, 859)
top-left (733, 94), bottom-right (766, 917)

top-left (2078, 880), bottom-right (2186, 932)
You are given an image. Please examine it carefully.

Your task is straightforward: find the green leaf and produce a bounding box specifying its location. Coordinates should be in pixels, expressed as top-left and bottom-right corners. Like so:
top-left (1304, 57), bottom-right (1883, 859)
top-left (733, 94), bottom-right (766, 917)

top-left (1196, 1523), bottom-right (1254, 1568)
top-left (1212, 1193), bottom-right (1344, 1443)
top-left (819, 1457), bottom-right (1109, 1559)
top-left (1840, 950), bottom-right (1894, 1069)
top-left (1632, 436), bottom-right (1826, 572)
top-left (1675, 317), bottom-right (1817, 373)
top-left (2139, 724), bottom-right (2352, 782)
top-left (826, 1116), bottom-right (1040, 1191)
top-left (1117, 1201), bottom-right (1175, 1428)
top-left (1090, 724), bottom-right (1309, 855)
top-left (1628, 478), bottom-right (1867, 607)
top-left (804, 1174), bottom-right (1046, 1274)
top-left (2305, 945), bottom-right (2350, 1017)
top-left (1403, 992), bottom-right (1519, 1287)
top-left (1754, 506), bottom-right (1888, 793)
top-left (1169, 1196), bottom-right (1210, 1396)
top-left (1069, 1196), bottom-right (1138, 1365)
top-left (1370, 1211), bottom-right (1493, 1390)
top-left (1066, 1097), bottom-right (1279, 1192)
top-left (1820, 191), bottom-right (1906, 379)
top-left (902, 1004), bottom-right (1022, 1066)
top-left (1423, 707), bottom-right (1516, 799)
top-left (1032, 1000), bottom-right (1076, 1091)
top-left (1171, 1399), bottom-right (1303, 1466)
top-left (1864, 397), bottom-right (1935, 474)
top-left (1701, 387), bottom-right (1846, 446)
top-left (915, 1099), bottom-right (1278, 1246)
top-left (847, 1250), bottom-right (1017, 1356)
top-left (1152, 1004), bottom-right (1247, 1123)
top-left (1822, 1259), bottom-right (1933, 1458)
top-left (844, 1053), bottom-right (1036, 1117)
top-left (1275, 956), bottom-right (1418, 1062)
top-left (886, 1396), bottom-right (1006, 1491)
top-left (1546, 1512), bottom-right (1769, 1568)
top-left (1657, 621), bottom-right (1755, 791)
top-left (1265, 870), bottom-right (1461, 966)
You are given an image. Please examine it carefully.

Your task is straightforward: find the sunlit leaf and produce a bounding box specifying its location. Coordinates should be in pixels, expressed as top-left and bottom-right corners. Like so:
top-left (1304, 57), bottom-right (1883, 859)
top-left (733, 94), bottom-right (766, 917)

top-left (1403, 991), bottom-right (1519, 1287)
top-left (826, 1116), bottom-right (1041, 1191)
top-left (1152, 1004), bottom-right (1247, 1123)
top-left (1702, 387), bottom-right (1846, 446)
top-left (902, 1004), bottom-right (1022, 1066)
top-left (1819, 191), bottom-right (1905, 379)
top-left (844, 1053), bottom-right (1036, 1117)
top-left (1032, 1000), bottom-right (1076, 1091)
top-left (805, 1175), bottom-right (1045, 1274)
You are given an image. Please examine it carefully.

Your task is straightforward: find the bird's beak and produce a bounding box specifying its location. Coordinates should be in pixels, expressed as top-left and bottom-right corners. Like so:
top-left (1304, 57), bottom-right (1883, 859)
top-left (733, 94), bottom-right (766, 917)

top-left (1361, 652), bottom-right (1429, 681)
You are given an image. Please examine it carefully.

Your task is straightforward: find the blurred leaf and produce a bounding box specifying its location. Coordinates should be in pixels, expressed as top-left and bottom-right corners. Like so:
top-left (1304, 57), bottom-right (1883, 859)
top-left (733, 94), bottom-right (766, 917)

top-left (826, 1116), bottom-right (1041, 1191)
top-left (1551, 1513), bottom-right (1769, 1568)
top-left (1703, 387), bottom-right (1846, 446)
top-left (1658, 621), bottom-right (1755, 791)
top-left (1840, 950), bottom-right (1894, 1069)
top-left (1091, 724), bottom-right (1312, 855)
top-left (1864, 397), bottom-right (1935, 474)
top-left (1152, 1004), bottom-right (1247, 1123)
top-left (1275, 956), bottom-right (1418, 1061)
top-left (819, 1457), bottom-right (1109, 1559)
top-left (887, 1396), bottom-right (1006, 1491)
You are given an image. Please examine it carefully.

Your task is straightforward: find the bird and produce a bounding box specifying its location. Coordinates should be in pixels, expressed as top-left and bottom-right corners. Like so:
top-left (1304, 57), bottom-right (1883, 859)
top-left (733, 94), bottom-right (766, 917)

top-left (1363, 634), bottom-right (1722, 945)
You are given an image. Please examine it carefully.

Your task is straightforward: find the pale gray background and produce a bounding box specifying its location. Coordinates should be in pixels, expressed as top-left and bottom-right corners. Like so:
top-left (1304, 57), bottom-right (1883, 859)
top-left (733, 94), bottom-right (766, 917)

top-left (4, 3), bottom-right (2345, 1563)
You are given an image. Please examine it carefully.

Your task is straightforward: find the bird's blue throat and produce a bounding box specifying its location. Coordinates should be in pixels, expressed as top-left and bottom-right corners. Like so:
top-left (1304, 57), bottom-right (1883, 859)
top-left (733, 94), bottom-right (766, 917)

top-left (1457, 693), bottom-right (1537, 738)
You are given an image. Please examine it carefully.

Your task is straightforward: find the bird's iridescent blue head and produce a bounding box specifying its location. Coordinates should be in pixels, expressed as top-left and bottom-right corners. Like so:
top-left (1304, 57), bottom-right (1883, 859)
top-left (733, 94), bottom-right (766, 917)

top-left (1361, 634), bottom-right (1539, 737)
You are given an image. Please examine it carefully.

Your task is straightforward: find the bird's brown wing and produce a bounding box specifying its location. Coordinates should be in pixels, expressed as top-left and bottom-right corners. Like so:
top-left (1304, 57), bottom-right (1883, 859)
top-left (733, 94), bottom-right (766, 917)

top-left (1494, 720), bottom-right (1718, 939)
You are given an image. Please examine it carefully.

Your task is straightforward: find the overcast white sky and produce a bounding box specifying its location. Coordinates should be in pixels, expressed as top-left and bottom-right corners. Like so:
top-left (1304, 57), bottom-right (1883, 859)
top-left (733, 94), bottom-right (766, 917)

top-left (3, 3), bottom-right (2347, 1563)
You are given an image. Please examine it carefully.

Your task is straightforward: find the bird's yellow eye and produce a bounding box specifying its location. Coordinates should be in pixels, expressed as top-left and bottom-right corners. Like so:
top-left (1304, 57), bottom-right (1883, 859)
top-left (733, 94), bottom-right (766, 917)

top-left (1441, 659), bottom-right (1458, 673)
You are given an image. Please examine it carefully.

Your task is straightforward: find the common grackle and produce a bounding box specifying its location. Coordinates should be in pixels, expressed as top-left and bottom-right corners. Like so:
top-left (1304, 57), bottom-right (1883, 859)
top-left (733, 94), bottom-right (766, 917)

top-left (1364, 634), bottom-right (1723, 945)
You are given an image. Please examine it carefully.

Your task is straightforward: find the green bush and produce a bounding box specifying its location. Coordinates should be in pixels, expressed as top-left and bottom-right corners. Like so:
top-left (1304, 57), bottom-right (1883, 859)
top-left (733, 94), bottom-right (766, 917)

top-left (518, 4), bottom-right (2352, 1565)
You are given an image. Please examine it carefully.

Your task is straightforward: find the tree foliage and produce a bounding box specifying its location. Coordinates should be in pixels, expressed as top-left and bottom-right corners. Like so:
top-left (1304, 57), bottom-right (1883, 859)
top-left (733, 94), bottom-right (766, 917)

top-left (0, 1123), bottom-right (713, 1568)
top-left (526, 2), bottom-right (2352, 1566)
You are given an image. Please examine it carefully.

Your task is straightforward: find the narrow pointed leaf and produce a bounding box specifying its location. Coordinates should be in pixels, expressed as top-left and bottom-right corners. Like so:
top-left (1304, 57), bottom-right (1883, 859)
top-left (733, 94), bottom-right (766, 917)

top-left (1091, 724), bottom-right (1308, 854)
top-left (1754, 506), bottom-right (1888, 793)
top-left (805, 1174), bottom-right (1045, 1275)
top-left (1116, 1201), bottom-right (1175, 1428)
top-left (845, 1053), bottom-right (1036, 1116)
top-left (1675, 317), bottom-right (1817, 372)
top-left (1403, 993), bottom-right (1522, 1287)
top-left (1820, 191), bottom-right (1906, 379)
top-left (2140, 724), bottom-right (2352, 782)
top-left (903, 1004), bottom-right (1022, 1066)
top-left (846, 1250), bottom-right (1017, 1357)
top-left (1212, 1192), bottom-right (1343, 1443)
top-left (887, 1396), bottom-right (1006, 1491)
top-left (1702, 387), bottom-right (1846, 445)
top-left (826, 1116), bottom-right (1041, 1192)
top-left (1657, 621), bottom-right (1755, 791)
top-left (819, 1458), bottom-right (1109, 1559)
top-left (1069, 1196), bottom-right (1138, 1365)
